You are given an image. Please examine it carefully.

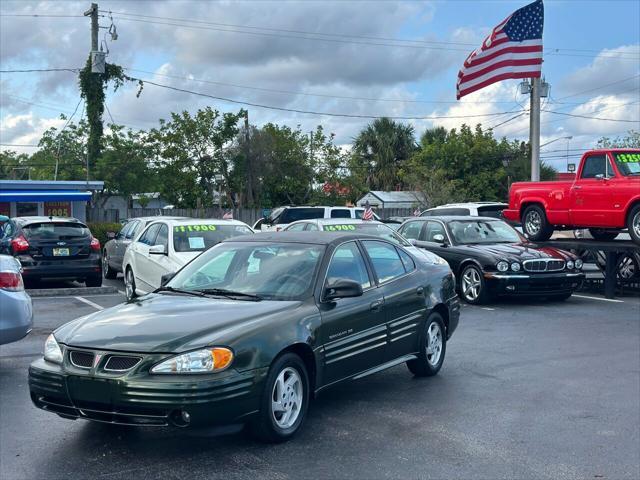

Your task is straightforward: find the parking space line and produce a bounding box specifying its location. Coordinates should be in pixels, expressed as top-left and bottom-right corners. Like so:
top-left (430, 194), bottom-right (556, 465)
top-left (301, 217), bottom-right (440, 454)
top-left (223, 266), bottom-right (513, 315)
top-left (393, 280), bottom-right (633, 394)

top-left (32, 293), bottom-right (123, 301)
top-left (73, 296), bottom-right (105, 310)
top-left (572, 294), bottom-right (625, 303)
top-left (481, 307), bottom-right (496, 311)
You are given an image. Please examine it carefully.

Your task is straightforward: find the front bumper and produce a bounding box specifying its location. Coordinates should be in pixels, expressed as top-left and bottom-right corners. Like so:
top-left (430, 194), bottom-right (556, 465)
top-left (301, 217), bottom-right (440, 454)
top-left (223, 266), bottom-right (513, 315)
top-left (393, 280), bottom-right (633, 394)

top-left (18, 254), bottom-right (101, 280)
top-left (484, 271), bottom-right (585, 296)
top-left (29, 357), bottom-right (267, 427)
top-left (446, 296), bottom-right (461, 339)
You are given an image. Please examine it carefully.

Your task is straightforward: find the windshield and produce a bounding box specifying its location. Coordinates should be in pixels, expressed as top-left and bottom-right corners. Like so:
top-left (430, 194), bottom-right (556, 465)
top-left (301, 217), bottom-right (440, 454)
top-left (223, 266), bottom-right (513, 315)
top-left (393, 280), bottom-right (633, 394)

top-left (168, 242), bottom-right (324, 300)
top-left (612, 152), bottom-right (640, 176)
top-left (173, 224), bottom-right (253, 252)
top-left (449, 220), bottom-right (522, 245)
top-left (321, 223), bottom-right (411, 247)
top-left (22, 222), bottom-right (90, 240)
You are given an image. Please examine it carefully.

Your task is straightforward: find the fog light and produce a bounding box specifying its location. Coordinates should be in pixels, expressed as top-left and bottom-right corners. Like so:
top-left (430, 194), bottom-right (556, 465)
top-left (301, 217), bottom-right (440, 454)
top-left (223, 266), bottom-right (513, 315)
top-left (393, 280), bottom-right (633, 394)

top-left (506, 285), bottom-right (516, 291)
top-left (182, 411), bottom-right (191, 423)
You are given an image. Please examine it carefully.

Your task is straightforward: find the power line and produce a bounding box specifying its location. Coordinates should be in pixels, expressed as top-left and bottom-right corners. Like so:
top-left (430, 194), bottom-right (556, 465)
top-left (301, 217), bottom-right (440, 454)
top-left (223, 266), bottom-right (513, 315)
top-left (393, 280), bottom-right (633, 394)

top-left (0, 68), bottom-right (80, 73)
top-left (554, 74), bottom-right (640, 101)
top-left (0, 14), bottom-right (84, 18)
top-left (0, 143), bottom-right (39, 147)
top-left (541, 108), bottom-right (640, 123)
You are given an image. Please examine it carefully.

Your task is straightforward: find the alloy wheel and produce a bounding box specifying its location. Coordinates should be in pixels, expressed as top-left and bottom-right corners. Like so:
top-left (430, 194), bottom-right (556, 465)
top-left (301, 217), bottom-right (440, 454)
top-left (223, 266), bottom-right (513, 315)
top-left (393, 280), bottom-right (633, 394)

top-left (525, 210), bottom-right (542, 235)
top-left (633, 211), bottom-right (640, 239)
top-left (426, 321), bottom-right (443, 367)
top-left (271, 367), bottom-right (303, 429)
top-left (618, 255), bottom-right (637, 280)
top-left (462, 267), bottom-right (481, 301)
top-left (125, 270), bottom-right (135, 300)
top-left (102, 253), bottom-right (109, 276)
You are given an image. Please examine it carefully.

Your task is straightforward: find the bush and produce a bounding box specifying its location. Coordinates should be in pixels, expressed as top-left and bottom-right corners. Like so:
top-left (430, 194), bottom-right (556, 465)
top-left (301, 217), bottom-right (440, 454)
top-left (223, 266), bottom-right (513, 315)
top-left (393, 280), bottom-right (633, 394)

top-left (88, 222), bottom-right (122, 246)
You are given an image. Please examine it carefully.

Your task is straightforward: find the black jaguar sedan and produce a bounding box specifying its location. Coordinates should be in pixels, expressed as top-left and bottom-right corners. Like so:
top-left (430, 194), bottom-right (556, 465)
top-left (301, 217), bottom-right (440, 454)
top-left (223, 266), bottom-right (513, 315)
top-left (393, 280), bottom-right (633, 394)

top-left (398, 216), bottom-right (585, 304)
top-left (29, 232), bottom-right (459, 442)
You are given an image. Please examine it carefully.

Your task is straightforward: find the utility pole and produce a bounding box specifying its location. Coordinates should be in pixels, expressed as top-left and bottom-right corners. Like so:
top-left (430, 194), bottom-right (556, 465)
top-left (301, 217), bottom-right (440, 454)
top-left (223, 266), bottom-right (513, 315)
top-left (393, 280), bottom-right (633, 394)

top-left (244, 111), bottom-right (254, 207)
top-left (84, 3), bottom-right (99, 188)
top-left (529, 77), bottom-right (541, 181)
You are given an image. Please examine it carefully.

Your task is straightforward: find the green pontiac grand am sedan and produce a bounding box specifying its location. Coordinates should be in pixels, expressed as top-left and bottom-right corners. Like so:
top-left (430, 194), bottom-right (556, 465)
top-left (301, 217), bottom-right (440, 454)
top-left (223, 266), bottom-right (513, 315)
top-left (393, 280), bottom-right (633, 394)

top-left (29, 232), bottom-right (460, 442)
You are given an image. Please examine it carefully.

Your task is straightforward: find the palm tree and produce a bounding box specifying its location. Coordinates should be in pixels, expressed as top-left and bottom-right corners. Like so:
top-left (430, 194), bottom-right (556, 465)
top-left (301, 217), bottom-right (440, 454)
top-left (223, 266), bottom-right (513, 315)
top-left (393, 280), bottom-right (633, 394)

top-left (353, 118), bottom-right (416, 191)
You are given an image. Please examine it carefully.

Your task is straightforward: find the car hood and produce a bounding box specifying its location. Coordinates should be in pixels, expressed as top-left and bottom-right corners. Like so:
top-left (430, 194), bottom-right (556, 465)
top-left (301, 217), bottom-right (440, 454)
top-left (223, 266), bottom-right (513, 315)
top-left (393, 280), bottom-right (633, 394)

top-left (457, 242), bottom-right (575, 262)
top-left (55, 294), bottom-right (301, 353)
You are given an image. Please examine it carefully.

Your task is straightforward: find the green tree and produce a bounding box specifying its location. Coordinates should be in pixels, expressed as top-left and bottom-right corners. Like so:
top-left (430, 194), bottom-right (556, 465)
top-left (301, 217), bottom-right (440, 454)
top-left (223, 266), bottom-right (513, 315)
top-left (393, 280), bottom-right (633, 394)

top-left (597, 130), bottom-right (640, 148)
top-left (149, 107), bottom-right (245, 208)
top-left (0, 150), bottom-right (32, 179)
top-left (351, 118), bottom-right (417, 191)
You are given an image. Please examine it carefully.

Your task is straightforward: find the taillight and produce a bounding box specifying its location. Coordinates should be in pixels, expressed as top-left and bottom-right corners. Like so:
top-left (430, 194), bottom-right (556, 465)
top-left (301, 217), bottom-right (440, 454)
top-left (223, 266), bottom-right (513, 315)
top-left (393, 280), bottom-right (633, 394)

top-left (90, 237), bottom-right (101, 251)
top-left (11, 235), bottom-right (29, 254)
top-left (0, 271), bottom-right (24, 291)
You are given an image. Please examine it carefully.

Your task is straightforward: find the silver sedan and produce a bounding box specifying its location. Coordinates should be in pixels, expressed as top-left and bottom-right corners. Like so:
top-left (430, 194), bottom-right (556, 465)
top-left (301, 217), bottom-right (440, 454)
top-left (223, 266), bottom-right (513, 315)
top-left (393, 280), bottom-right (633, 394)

top-left (0, 255), bottom-right (33, 345)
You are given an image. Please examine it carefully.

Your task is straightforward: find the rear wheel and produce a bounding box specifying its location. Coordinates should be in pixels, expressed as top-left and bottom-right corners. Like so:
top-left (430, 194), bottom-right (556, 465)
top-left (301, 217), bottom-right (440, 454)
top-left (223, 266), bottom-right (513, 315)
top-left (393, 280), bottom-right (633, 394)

top-left (588, 229), bottom-right (619, 242)
top-left (250, 353), bottom-right (309, 443)
top-left (522, 205), bottom-right (553, 241)
top-left (407, 312), bottom-right (446, 377)
top-left (459, 264), bottom-right (490, 304)
top-left (102, 250), bottom-right (117, 279)
top-left (85, 276), bottom-right (102, 288)
top-left (628, 204), bottom-right (640, 245)
top-left (125, 268), bottom-right (137, 301)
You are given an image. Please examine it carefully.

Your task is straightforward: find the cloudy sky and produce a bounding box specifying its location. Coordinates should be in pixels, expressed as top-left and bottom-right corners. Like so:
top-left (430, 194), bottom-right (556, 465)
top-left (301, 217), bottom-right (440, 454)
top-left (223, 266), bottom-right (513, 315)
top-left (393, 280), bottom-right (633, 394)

top-left (1, 0), bottom-right (639, 172)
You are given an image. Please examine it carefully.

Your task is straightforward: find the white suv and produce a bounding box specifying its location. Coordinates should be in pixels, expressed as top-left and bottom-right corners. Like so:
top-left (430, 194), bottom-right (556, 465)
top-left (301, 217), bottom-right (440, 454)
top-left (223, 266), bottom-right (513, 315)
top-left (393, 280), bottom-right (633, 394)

top-left (254, 206), bottom-right (379, 231)
top-left (420, 202), bottom-right (507, 219)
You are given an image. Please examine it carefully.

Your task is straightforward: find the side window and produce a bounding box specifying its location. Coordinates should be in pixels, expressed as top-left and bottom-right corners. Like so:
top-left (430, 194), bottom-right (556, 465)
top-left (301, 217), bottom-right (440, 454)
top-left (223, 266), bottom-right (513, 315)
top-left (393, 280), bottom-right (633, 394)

top-left (581, 155), bottom-right (609, 179)
top-left (326, 242), bottom-right (371, 289)
top-left (330, 209), bottom-right (351, 218)
top-left (401, 221), bottom-right (425, 240)
top-left (138, 224), bottom-right (160, 246)
top-left (127, 221), bottom-right (143, 240)
top-left (362, 240), bottom-right (406, 283)
top-left (287, 223), bottom-right (307, 232)
top-left (397, 248), bottom-right (415, 272)
top-left (118, 222), bottom-right (133, 240)
top-left (438, 208), bottom-right (470, 216)
top-left (425, 221), bottom-right (447, 243)
top-left (155, 224), bottom-right (169, 248)
top-left (305, 223), bottom-right (319, 231)
top-left (124, 221), bottom-right (139, 239)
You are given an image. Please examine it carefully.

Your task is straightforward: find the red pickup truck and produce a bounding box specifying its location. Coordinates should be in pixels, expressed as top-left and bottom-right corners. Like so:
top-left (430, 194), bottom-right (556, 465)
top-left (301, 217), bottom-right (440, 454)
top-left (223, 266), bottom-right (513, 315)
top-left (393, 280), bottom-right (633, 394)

top-left (503, 149), bottom-right (640, 244)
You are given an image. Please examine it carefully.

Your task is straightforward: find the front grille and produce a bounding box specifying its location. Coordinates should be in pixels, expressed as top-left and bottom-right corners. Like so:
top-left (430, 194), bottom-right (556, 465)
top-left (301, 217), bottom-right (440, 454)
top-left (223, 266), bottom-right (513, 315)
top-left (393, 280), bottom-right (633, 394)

top-left (104, 355), bottom-right (141, 372)
top-left (523, 259), bottom-right (565, 272)
top-left (69, 350), bottom-right (94, 368)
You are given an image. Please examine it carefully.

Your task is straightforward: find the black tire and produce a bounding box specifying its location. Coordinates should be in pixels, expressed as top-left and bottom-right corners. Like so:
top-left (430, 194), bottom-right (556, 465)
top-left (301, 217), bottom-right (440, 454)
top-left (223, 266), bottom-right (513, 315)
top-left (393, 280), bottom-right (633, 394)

top-left (459, 264), bottom-right (491, 305)
top-left (407, 312), bottom-right (446, 377)
top-left (85, 276), bottom-right (102, 288)
top-left (588, 229), bottom-right (619, 242)
top-left (627, 204), bottom-right (640, 245)
top-left (102, 250), bottom-right (117, 279)
top-left (616, 253), bottom-right (640, 281)
top-left (249, 353), bottom-right (310, 443)
top-left (522, 205), bottom-right (553, 241)
top-left (125, 267), bottom-right (137, 301)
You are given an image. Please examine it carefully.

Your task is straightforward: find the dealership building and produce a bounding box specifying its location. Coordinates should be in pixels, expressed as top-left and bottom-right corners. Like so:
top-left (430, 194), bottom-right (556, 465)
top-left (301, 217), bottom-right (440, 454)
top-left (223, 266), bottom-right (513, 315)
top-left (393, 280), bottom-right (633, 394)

top-left (0, 180), bottom-right (104, 222)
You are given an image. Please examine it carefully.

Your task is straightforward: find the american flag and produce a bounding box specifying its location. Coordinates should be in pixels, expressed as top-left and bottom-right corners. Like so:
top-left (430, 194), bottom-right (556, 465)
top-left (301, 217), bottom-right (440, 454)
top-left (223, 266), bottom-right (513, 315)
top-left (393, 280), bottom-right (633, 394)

top-left (222, 211), bottom-right (233, 219)
top-left (362, 202), bottom-right (374, 221)
top-left (456, 0), bottom-right (544, 100)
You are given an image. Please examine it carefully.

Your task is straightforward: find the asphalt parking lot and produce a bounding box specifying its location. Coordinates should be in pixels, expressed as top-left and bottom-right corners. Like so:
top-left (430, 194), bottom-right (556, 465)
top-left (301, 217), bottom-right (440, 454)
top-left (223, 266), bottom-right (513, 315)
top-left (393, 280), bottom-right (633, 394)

top-left (1, 282), bottom-right (639, 480)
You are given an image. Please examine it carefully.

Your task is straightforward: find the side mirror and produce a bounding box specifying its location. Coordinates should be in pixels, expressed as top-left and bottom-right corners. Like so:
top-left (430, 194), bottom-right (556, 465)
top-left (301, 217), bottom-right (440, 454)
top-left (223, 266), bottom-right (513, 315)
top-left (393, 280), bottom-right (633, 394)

top-left (324, 279), bottom-right (363, 301)
top-left (149, 244), bottom-right (167, 255)
top-left (160, 272), bottom-right (175, 286)
top-left (433, 234), bottom-right (446, 243)
top-left (595, 173), bottom-right (605, 180)
top-left (107, 231), bottom-right (116, 239)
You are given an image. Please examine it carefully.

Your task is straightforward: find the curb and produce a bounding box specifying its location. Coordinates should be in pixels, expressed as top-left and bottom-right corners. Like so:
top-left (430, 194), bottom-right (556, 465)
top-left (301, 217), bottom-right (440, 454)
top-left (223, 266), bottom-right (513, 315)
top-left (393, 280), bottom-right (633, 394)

top-left (27, 286), bottom-right (119, 298)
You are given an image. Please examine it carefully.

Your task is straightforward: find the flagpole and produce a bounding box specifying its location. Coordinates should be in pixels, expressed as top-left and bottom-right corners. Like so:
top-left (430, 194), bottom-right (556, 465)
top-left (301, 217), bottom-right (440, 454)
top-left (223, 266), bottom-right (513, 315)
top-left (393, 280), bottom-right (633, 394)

top-left (530, 76), bottom-right (541, 181)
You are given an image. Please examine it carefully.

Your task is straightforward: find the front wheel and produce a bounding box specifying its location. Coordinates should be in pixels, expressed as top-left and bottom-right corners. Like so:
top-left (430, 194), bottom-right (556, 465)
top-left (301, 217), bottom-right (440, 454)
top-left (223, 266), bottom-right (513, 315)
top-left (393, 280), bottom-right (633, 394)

top-left (628, 205), bottom-right (640, 245)
top-left (124, 268), bottom-right (137, 301)
top-left (102, 250), bottom-right (117, 279)
top-left (250, 353), bottom-right (309, 443)
top-left (588, 229), bottom-right (619, 242)
top-left (407, 312), bottom-right (446, 377)
top-left (522, 205), bottom-right (553, 241)
top-left (459, 264), bottom-right (490, 304)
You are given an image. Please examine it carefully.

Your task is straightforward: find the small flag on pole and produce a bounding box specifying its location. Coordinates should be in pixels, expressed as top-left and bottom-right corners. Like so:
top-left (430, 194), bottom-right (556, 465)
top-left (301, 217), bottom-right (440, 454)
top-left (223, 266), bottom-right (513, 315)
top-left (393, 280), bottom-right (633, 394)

top-left (222, 211), bottom-right (233, 220)
top-left (456, 0), bottom-right (544, 100)
top-left (362, 201), bottom-right (374, 221)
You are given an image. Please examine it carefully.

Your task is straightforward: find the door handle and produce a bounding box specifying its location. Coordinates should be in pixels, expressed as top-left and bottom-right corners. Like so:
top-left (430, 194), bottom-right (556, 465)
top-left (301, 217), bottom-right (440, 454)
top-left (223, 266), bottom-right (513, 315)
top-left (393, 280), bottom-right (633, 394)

top-left (370, 299), bottom-right (384, 311)
top-left (416, 287), bottom-right (424, 296)
top-left (572, 185), bottom-right (582, 190)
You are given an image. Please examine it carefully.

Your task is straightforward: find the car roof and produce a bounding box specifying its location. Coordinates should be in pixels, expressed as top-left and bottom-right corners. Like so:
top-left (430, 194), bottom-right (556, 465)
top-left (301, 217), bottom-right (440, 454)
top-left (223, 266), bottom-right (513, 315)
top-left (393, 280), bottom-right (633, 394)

top-left (426, 202), bottom-right (507, 209)
top-left (281, 206), bottom-right (363, 210)
top-left (14, 216), bottom-right (84, 225)
top-left (148, 218), bottom-right (252, 227)
top-left (295, 219), bottom-right (381, 225)
top-left (128, 216), bottom-right (189, 222)
top-left (409, 215), bottom-right (504, 222)
top-left (225, 231), bottom-right (384, 246)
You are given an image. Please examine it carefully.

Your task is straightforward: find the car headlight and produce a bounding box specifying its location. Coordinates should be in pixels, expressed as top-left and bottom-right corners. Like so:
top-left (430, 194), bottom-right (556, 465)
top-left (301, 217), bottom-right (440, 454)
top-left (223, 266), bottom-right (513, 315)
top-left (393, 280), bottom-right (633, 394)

top-left (511, 262), bottom-right (521, 272)
top-left (497, 261), bottom-right (509, 272)
top-left (566, 260), bottom-right (575, 269)
top-left (44, 334), bottom-right (63, 364)
top-left (575, 259), bottom-right (583, 269)
top-left (151, 347), bottom-right (234, 374)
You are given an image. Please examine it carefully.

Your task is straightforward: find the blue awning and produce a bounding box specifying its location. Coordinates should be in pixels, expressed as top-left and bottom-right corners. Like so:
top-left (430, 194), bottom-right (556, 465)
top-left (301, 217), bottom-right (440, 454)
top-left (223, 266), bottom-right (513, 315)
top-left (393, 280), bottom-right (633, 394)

top-left (0, 190), bottom-right (93, 202)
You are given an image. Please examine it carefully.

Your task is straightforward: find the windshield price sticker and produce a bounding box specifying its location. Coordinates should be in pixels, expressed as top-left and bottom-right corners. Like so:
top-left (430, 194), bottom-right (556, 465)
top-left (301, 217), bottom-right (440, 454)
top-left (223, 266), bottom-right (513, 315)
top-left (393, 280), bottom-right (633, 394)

top-left (174, 225), bottom-right (218, 233)
top-left (323, 225), bottom-right (357, 232)
top-left (616, 153), bottom-right (640, 163)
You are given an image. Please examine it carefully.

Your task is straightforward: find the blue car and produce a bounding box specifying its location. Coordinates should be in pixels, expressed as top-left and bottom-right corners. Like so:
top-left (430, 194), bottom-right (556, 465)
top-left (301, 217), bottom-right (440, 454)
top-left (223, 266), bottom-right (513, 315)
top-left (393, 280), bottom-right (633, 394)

top-left (0, 254), bottom-right (33, 345)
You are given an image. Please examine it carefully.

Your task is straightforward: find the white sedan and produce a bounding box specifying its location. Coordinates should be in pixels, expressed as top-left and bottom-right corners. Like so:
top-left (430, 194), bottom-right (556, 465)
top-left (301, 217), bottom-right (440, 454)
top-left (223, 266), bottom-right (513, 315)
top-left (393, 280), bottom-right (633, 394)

top-left (123, 218), bottom-right (254, 300)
